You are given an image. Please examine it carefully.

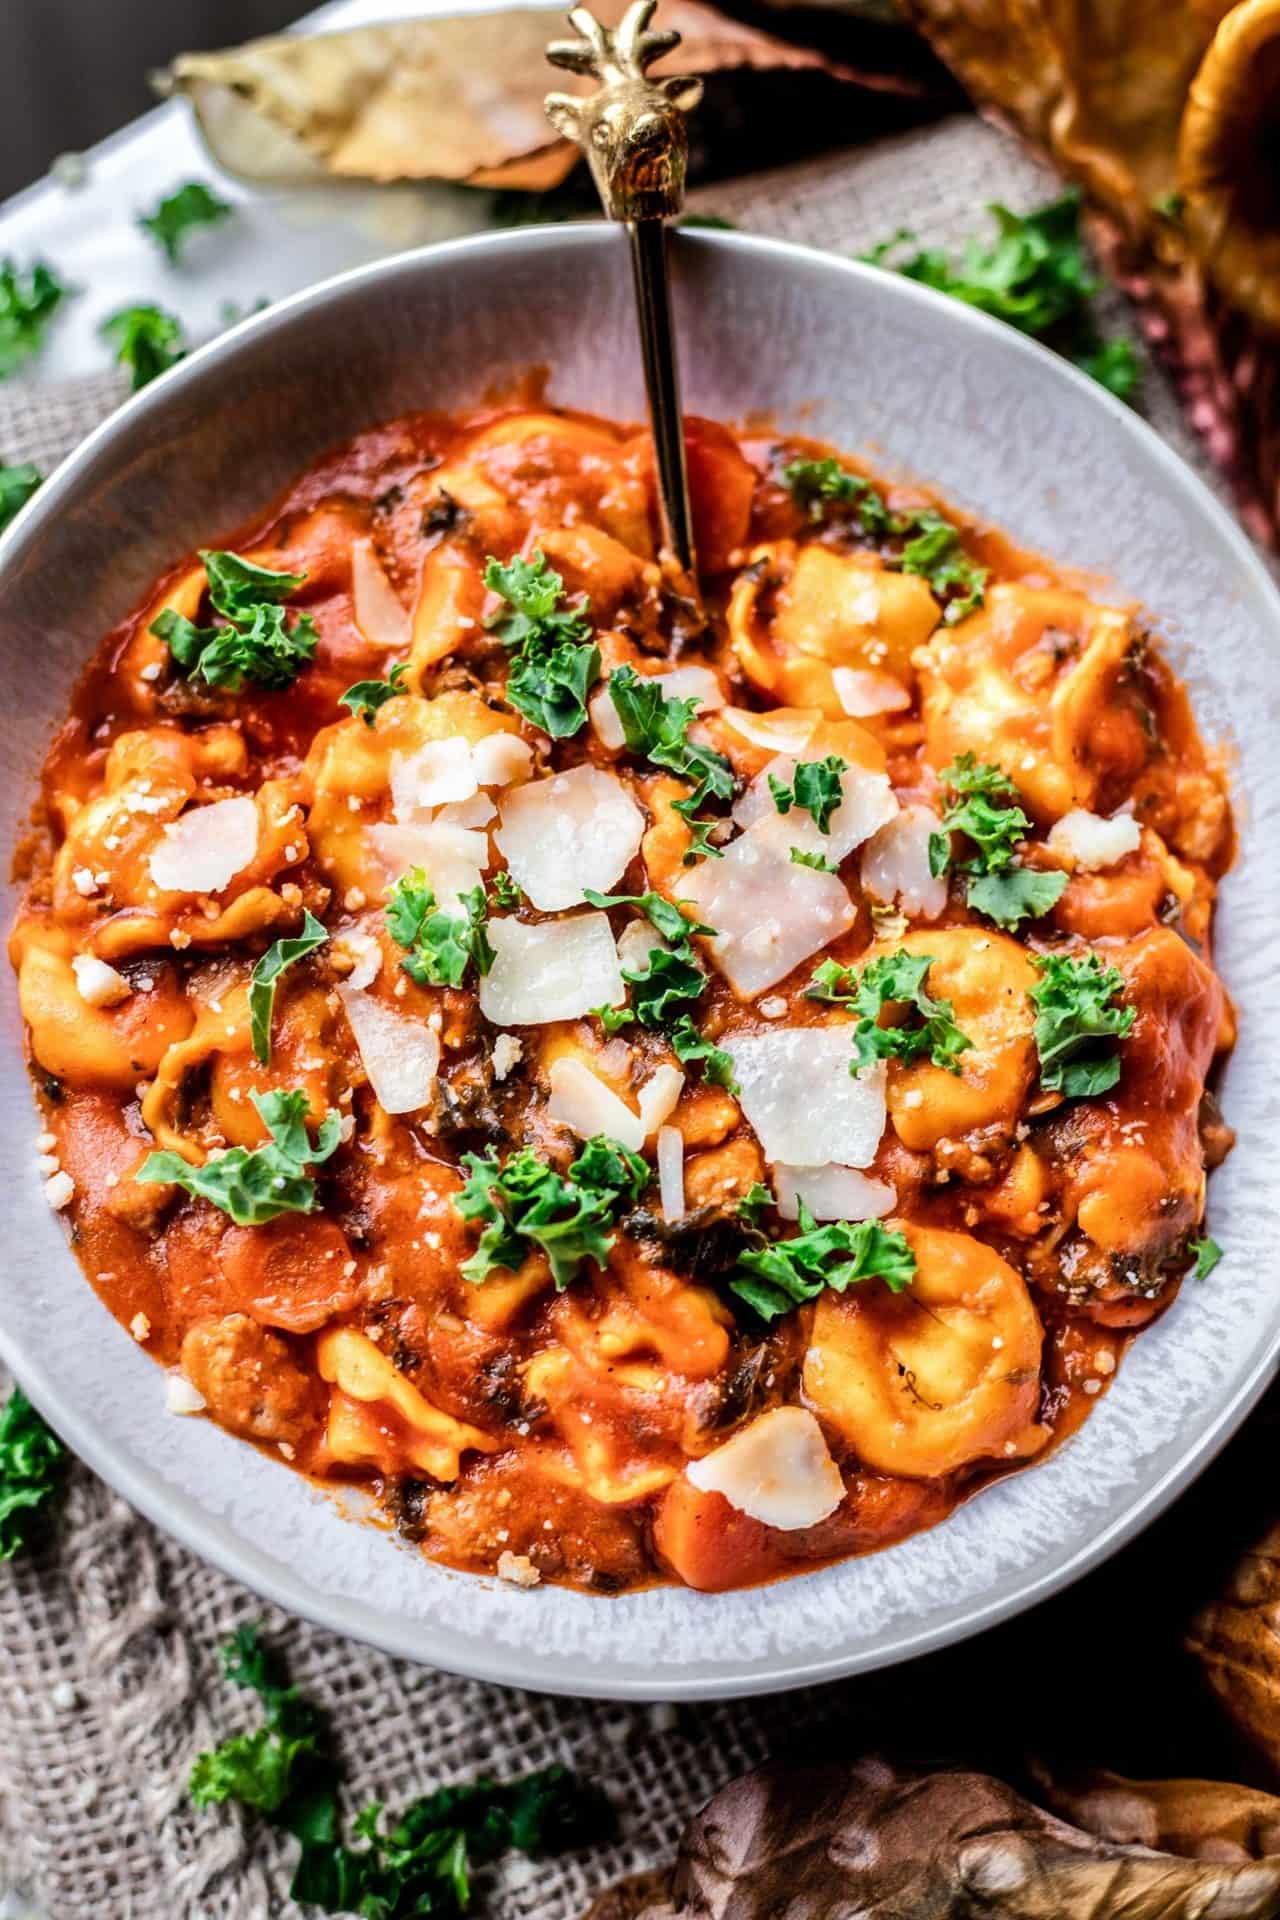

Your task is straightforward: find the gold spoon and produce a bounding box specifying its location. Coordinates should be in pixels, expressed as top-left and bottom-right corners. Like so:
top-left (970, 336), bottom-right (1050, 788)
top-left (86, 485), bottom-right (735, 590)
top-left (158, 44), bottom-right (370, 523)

top-left (545, 2), bottom-right (703, 582)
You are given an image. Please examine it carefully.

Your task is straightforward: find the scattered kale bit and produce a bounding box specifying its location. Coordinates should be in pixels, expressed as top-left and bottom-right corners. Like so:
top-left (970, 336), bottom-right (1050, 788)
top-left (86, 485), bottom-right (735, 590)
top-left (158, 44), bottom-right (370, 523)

top-left (151, 548), bottom-right (317, 692)
top-left (136, 1089), bottom-right (341, 1225)
top-left (780, 457), bottom-right (985, 619)
top-left (582, 887), bottom-right (710, 951)
top-left (791, 846), bottom-right (839, 873)
top-left (456, 1135), bottom-right (649, 1289)
top-left (192, 1624), bottom-right (609, 1916)
top-left (248, 910), bottom-right (329, 1066)
top-left (899, 512), bottom-right (989, 625)
top-left (864, 192), bottom-right (1141, 403)
top-left (0, 1386), bottom-right (65, 1561)
top-left (731, 1205), bottom-right (916, 1323)
top-left (0, 459), bottom-right (40, 531)
top-left (1188, 1234), bottom-right (1223, 1282)
top-left (809, 951), bottom-right (973, 1076)
top-left (339, 660), bottom-right (409, 725)
top-left (678, 212), bottom-right (737, 230)
top-left (584, 887), bottom-right (736, 1087)
top-left (934, 753), bottom-right (1068, 929)
top-left (190, 1625), bottom-right (328, 1816)
top-left (768, 755), bottom-right (849, 834)
top-left (966, 867), bottom-right (1070, 929)
top-left (139, 181), bottom-right (233, 265)
top-left (489, 870), bottom-right (524, 908)
top-left (386, 868), bottom-right (494, 988)
top-left (1030, 950), bottom-right (1135, 1098)
top-left (483, 550), bottom-right (599, 736)
top-left (736, 1182), bottom-right (774, 1227)
top-left (0, 260), bottom-right (70, 379)
top-left (100, 303), bottom-right (185, 390)
top-left (668, 1014), bottom-right (739, 1092)
top-left (605, 665), bottom-right (734, 860)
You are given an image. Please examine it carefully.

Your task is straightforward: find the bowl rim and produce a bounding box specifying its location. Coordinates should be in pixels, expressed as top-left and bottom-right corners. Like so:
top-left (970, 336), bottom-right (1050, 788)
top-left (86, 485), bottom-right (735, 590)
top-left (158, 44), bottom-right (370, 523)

top-left (3, 221), bottom-right (1277, 1701)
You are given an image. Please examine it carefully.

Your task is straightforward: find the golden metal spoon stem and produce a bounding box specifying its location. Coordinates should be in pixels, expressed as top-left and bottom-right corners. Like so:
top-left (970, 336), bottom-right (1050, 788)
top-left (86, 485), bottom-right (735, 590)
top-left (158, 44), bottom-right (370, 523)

top-left (545, 1), bottom-right (703, 577)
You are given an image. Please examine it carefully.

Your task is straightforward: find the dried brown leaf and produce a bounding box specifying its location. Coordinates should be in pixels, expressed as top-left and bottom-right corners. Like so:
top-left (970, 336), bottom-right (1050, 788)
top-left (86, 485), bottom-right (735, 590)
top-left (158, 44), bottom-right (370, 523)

top-left (157, 2), bottom-right (922, 189)
top-left (1030, 1762), bottom-right (1280, 1862)
top-left (1186, 1519), bottom-right (1280, 1773)
top-left (653, 1758), bottom-right (1280, 1917)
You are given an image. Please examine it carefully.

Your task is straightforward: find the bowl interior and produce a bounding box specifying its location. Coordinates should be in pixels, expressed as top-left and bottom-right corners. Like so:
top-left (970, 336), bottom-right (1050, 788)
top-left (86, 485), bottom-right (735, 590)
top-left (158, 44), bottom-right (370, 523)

top-left (1, 226), bottom-right (1276, 1699)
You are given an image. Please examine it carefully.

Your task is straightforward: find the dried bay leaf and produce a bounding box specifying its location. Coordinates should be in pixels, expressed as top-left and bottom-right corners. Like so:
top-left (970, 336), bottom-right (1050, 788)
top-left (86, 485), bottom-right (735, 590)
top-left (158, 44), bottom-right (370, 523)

top-left (620, 1758), bottom-right (1280, 1917)
top-left (156, 3), bottom-right (927, 191)
top-left (1186, 1519), bottom-right (1280, 1774)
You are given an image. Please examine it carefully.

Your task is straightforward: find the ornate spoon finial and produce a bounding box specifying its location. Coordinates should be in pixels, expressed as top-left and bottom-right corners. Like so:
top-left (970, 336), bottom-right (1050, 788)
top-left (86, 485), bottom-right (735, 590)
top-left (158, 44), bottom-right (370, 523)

top-left (545, 1), bottom-right (702, 222)
top-left (545, 2), bottom-right (703, 575)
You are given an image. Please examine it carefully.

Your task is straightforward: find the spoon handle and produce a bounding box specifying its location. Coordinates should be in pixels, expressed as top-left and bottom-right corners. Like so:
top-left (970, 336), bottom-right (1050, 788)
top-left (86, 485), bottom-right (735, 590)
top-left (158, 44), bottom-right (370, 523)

top-left (545, 1), bottom-right (703, 579)
top-left (628, 216), bottom-right (696, 572)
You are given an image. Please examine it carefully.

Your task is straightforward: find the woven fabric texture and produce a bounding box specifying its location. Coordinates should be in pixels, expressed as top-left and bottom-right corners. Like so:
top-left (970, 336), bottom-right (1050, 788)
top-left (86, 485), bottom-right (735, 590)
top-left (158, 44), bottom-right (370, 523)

top-left (0, 111), bottom-right (1240, 1920)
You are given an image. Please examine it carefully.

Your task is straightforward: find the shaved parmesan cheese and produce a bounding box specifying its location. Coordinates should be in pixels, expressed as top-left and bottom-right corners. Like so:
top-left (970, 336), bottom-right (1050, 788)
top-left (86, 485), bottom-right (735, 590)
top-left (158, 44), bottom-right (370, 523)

top-left (340, 988), bottom-right (440, 1113)
top-left (149, 795), bottom-right (258, 896)
top-left (471, 732), bottom-right (533, 788)
top-left (681, 834), bottom-right (856, 996)
top-left (434, 792), bottom-right (497, 831)
top-left (687, 1406), bottom-right (843, 1531)
top-left (495, 767), bottom-right (644, 911)
top-left (351, 537), bottom-right (410, 652)
top-left (491, 1034), bottom-right (523, 1080)
top-left (721, 707), bottom-right (821, 755)
top-left (862, 804), bottom-right (948, 920)
top-left (334, 929), bottom-right (382, 990)
top-left (735, 759), bottom-right (897, 862)
top-left (165, 1371), bottom-right (207, 1416)
top-left (479, 913), bottom-right (624, 1026)
top-left (657, 1125), bottom-right (685, 1222)
top-left (638, 1064), bottom-right (684, 1138)
top-left (367, 822), bottom-right (489, 907)
top-left (590, 666), bottom-right (723, 751)
top-left (617, 917), bottom-right (668, 975)
top-left (71, 953), bottom-right (131, 1007)
top-left (724, 1029), bottom-right (886, 1168)
top-left (774, 1164), bottom-right (896, 1223)
top-left (1047, 808), bottom-right (1141, 870)
top-left (390, 737), bottom-right (478, 818)
top-left (832, 666), bottom-right (912, 718)
top-left (548, 1056), bottom-right (644, 1151)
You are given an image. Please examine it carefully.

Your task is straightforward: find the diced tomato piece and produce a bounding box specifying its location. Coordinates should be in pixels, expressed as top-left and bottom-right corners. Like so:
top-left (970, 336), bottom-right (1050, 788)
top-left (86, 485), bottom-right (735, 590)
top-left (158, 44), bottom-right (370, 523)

top-left (653, 1477), bottom-right (789, 1592)
top-left (683, 417), bottom-right (757, 574)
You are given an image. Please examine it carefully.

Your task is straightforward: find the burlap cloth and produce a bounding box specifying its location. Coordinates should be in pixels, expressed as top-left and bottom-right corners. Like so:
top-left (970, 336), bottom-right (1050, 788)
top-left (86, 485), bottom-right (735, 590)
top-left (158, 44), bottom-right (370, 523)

top-left (0, 113), bottom-right (1249, 1920)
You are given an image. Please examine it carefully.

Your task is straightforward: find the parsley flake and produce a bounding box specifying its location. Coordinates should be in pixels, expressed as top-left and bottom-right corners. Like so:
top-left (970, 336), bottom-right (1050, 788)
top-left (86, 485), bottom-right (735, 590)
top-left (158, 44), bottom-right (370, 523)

top-left (900, 512), bottom-right (989, 625)
top-left (790, 846), bottom-right (839, 873)
top-left (483, 550), bottom-right (599, 736)
top-left (489, 870), bottom-right (524, 909)
top-left (339, 661), bottom-right (409, 725)
top-left (731, 1206), bottom-right (916, 1323)
top-left (735, 1182), bottom-right (774, 1226)
top-left (1030, 950), bottom-right (1134, 1098)
top-left (139, 182), bottom-right (233, 266)
top-left (809, 950), bottom-right (973, 1075)
top-left (100, 303), bottom-right (185, 389)
top-left (780, 459), bottom-right (987, 622)
top-left (385, 869), bottom-right (493, 987)
top-left (136, 1089), bottom-right (340, 1225)
top-left (456, 1136), bottom-right (649, 1290)
top-left (780, 457), bottom-right (898, 537)
top-left (0, 1386), bottom-right (65, 1561)
top-left (249, 911), bottom-right (329, 1066)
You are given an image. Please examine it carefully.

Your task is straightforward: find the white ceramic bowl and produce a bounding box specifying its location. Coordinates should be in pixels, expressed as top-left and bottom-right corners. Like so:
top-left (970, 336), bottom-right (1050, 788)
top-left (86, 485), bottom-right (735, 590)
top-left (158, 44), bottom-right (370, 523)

top-left (2, 226), bottom-right (1276, 1700)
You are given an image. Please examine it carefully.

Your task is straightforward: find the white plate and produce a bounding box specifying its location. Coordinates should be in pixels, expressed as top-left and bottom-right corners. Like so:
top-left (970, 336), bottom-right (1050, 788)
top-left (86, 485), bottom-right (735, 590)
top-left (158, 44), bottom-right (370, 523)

top-left (1, 227), bottom-right (1274, 1699)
